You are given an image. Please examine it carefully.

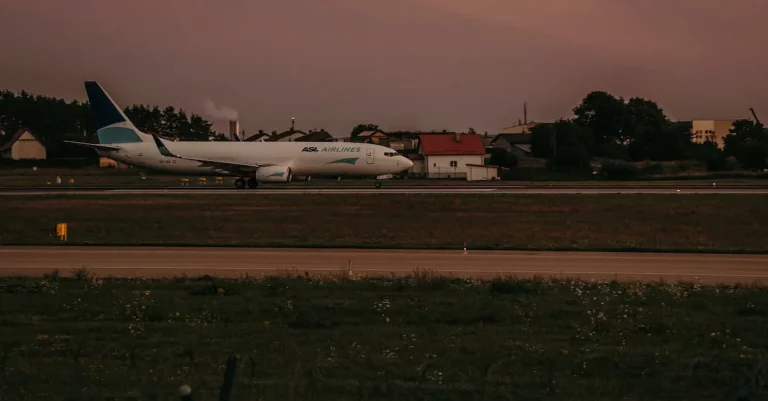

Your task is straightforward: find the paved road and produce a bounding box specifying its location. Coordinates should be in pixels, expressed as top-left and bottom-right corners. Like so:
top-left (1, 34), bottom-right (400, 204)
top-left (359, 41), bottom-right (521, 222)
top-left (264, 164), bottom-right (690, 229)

top-left (1, 246), bottom-right (766, 284)
top-left (2, 186), bottom-right (768, 195)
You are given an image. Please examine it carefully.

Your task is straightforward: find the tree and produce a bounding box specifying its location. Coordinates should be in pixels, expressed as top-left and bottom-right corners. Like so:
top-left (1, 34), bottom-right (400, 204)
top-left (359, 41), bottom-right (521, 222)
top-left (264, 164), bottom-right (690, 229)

top-left (573, 91), bottom-right (626, 150)
top-left (690, 140), bottom-right (737, 171)
top-left (0, 89), bottom-right (92, 158)
top-left (530, 119), bottom-right (592, 171)
top-left (124, 105), bottom-right (163, 134)
top-left (0, 88), bottom-right (221, 160)
top-left (623, 97), bottom-right (670, 160)
top-left (187, 114), bottom-right (216, 141)
top-left (623, 98), bottom-right (668, 143)
top-left (629, 119), bottom-right (691, 162)
top-left (723, 119), bottom-right (768, 170)
top-left (124, 104), bottom-right (216, 141)
top-left (351, 124), bottom-right (379, 138)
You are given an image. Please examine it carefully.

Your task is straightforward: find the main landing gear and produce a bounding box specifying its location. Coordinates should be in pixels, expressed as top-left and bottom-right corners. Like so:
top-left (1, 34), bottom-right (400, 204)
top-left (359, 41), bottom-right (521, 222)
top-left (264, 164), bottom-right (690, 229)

top-left (234, 178), bottom-right (259, 189)
top-left (374, 180), bottom-right (382, 189)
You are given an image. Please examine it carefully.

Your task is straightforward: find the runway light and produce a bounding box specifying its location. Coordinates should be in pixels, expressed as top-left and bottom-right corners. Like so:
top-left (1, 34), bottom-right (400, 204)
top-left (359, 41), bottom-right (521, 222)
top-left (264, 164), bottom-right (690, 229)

top-left (463, 241), bottom-right (467, 255)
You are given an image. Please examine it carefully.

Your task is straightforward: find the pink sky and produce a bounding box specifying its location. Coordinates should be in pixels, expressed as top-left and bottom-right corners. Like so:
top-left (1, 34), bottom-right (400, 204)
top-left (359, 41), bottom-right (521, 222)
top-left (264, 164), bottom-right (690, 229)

top-left (1, 0), bottom-right (766, 136)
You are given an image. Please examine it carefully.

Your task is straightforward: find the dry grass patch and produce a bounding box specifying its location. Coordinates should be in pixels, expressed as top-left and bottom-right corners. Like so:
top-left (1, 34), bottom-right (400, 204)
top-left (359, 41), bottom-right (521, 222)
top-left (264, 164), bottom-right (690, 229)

top-left (0, 194), bottom-right (766, 252)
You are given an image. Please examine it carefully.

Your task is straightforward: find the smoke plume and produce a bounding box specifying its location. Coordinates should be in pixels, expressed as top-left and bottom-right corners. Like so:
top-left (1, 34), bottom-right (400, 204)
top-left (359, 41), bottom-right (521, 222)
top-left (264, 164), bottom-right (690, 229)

top-left (202, 98), bottom-right (239, 120)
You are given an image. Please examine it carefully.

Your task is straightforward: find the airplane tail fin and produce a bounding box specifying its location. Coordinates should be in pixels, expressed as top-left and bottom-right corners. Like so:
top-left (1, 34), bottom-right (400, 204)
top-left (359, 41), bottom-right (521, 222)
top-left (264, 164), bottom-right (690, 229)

top-left (84, 81), bottom-right (151, 144)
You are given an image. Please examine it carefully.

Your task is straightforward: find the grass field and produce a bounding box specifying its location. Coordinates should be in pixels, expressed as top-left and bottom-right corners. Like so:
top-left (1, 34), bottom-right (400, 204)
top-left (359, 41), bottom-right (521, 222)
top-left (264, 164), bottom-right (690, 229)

top-left (1, 194), bottom-right (767, 252)
top-left (1, 273), bottom-right (766, 400)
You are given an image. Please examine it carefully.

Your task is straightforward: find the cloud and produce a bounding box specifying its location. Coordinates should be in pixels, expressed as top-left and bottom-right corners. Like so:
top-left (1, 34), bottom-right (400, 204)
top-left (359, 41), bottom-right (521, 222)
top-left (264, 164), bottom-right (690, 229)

top-left (202, 98), bottom-right (239, 121)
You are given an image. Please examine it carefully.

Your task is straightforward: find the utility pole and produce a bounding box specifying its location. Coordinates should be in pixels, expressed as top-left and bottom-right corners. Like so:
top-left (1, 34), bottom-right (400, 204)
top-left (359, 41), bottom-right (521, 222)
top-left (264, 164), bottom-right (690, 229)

top-left (524, 103), bottom-right (528, 125)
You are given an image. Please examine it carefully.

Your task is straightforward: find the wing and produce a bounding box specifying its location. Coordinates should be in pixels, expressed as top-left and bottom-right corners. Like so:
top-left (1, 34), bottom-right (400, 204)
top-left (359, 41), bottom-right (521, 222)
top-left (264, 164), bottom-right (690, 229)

top-left (150, 134), bottom-right (272, 175)
top-left (63, 140), bottom-right (122, 151)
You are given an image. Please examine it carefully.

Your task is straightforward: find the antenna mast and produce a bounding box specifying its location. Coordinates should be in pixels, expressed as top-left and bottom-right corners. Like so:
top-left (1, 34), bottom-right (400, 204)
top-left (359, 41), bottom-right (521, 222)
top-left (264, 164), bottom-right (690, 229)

top-left (524, 103), bottom-right (528, 125)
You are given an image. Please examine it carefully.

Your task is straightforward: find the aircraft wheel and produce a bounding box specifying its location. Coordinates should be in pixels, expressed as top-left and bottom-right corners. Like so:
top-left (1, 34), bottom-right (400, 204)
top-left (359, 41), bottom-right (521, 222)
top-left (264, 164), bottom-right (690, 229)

top-left (375, 181), bottom-right (382, 189)
top-left (234, 178), bottom-right (246, 189)
top-left (247, 178), bottom-right (259, 189)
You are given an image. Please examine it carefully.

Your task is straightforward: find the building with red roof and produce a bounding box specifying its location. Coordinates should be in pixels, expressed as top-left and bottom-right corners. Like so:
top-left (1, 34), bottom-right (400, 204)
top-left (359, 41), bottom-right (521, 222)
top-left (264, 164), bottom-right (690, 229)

top-left (412, 133), bottom-right (497, 180)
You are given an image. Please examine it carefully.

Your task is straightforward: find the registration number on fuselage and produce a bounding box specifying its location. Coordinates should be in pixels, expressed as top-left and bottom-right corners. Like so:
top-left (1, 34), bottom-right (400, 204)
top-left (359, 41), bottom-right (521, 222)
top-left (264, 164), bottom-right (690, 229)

top-left (159, 158), bottom-right (177, 164)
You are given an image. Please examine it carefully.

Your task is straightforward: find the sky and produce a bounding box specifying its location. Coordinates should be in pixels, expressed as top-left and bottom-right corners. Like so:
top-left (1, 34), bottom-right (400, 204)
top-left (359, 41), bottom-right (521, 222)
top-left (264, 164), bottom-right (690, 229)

top-left (1, 0), bottom-right (766, 137)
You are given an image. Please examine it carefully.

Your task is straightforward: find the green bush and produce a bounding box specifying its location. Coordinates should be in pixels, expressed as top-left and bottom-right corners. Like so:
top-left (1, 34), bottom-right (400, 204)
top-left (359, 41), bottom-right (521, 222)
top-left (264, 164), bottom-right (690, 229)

top-left (639, 163), bottom-right (664, 176)
top-left (599, 160), bottom-right (639, 180)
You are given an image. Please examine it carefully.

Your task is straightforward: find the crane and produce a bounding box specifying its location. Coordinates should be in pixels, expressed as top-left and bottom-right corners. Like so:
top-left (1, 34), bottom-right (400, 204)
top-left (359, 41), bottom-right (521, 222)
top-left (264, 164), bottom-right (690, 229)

top-left (749, 107), bottom-right (761, 125)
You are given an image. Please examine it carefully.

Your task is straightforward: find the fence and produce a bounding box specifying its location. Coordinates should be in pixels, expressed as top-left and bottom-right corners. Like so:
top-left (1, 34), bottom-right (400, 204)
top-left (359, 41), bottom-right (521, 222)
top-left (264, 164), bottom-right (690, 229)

top-left (408, 172), bottom-right (468, 180)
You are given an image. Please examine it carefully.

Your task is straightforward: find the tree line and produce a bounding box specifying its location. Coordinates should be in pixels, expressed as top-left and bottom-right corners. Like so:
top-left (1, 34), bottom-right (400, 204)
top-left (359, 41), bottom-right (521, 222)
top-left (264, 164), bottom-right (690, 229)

top-left (528, 91), bottom-right (768, 172)
top-left (0, 90), bottom-right (224, 149)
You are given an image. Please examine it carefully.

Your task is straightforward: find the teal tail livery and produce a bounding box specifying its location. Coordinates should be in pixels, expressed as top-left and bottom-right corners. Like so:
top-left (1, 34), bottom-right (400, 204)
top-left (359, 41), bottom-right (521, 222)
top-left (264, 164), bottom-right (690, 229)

top-left (65, 81), bottom-right (413, 189)
top-left (64, 82), bottom-right (151, 152)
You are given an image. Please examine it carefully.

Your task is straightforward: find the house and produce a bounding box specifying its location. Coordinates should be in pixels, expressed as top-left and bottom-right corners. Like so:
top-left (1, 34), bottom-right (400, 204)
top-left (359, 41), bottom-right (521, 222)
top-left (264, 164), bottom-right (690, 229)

top-left (0, 129), bottom-right (47, 160)
top-left (294, 130), bottom-right (333, 142)
top-left (268, 129), bottom-right (307, 142)
top-left (386, 131), bottom-right (421, 151)
top-left (417, 133), bottom-right (496, 180)
top-left (244, 132), bottom-right (270, 142)
top-left (499, 121), bottom-right (538, 134)
top-left (353, 130), bottom-right (389, 145)
top-left (491, 133), bottom-right (532, 159)
top-left (264, 118), bottom-right (308, 142)
top-left (466, 164), bottom-right (499, 181)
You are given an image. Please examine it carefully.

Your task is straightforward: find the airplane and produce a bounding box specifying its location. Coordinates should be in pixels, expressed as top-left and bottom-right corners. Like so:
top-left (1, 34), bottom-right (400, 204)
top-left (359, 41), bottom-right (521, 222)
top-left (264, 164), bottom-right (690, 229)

top-left (65, 81), bottom-right (414, 189)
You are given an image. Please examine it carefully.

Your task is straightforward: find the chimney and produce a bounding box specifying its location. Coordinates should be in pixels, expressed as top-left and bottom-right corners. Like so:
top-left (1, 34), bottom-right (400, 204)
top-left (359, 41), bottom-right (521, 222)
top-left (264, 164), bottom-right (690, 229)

top-left (228, 120), bottom-right (240, 141)
top-left (454, 132), bottom-right (460, 142)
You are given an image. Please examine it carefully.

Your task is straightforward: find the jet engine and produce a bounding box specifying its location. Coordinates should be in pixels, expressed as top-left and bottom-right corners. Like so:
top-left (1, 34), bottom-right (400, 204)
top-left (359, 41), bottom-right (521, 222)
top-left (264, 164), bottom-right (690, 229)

top-left (254, 165), bottom-right (292, 182)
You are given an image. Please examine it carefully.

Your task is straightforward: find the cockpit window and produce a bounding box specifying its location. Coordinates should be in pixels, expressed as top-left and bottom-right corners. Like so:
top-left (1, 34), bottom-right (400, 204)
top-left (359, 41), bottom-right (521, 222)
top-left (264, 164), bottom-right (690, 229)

top-left (384, 151), bottom-right (400, 157)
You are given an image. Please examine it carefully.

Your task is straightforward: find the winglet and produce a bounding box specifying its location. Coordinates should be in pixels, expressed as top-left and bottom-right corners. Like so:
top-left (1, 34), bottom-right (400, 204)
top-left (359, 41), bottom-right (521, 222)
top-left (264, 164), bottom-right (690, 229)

top-left (151, 133), bottom-right (176, 158)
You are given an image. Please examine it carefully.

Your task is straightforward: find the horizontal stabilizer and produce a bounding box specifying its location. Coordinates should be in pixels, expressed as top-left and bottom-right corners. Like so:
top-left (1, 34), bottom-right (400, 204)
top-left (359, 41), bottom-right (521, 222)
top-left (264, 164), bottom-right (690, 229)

top-left (63, 140), bottom-right (121, 151)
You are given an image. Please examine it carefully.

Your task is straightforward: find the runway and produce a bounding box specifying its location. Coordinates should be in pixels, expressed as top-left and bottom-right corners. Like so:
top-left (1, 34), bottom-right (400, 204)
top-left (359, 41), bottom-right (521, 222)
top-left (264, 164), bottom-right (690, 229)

top-left (2, 184), bottom-right (768, 195)
top-left (1, 246), bottom-right (767, 285)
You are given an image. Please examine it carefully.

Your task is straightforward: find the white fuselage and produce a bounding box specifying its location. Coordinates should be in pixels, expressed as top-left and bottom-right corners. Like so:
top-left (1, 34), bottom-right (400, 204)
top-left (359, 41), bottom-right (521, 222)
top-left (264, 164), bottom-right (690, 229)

top-left (98, 141), bottom-right (412, 178)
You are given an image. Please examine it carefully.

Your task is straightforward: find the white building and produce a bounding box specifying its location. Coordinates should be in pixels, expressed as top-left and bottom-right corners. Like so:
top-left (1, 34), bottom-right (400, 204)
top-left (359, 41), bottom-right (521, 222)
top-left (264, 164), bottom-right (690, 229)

top-left (0, 129), bottom-right (47, 160)
top-left (691, 120), bottom-right (735, 148)
top-left (417, 133), bottom-right (495, 180)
